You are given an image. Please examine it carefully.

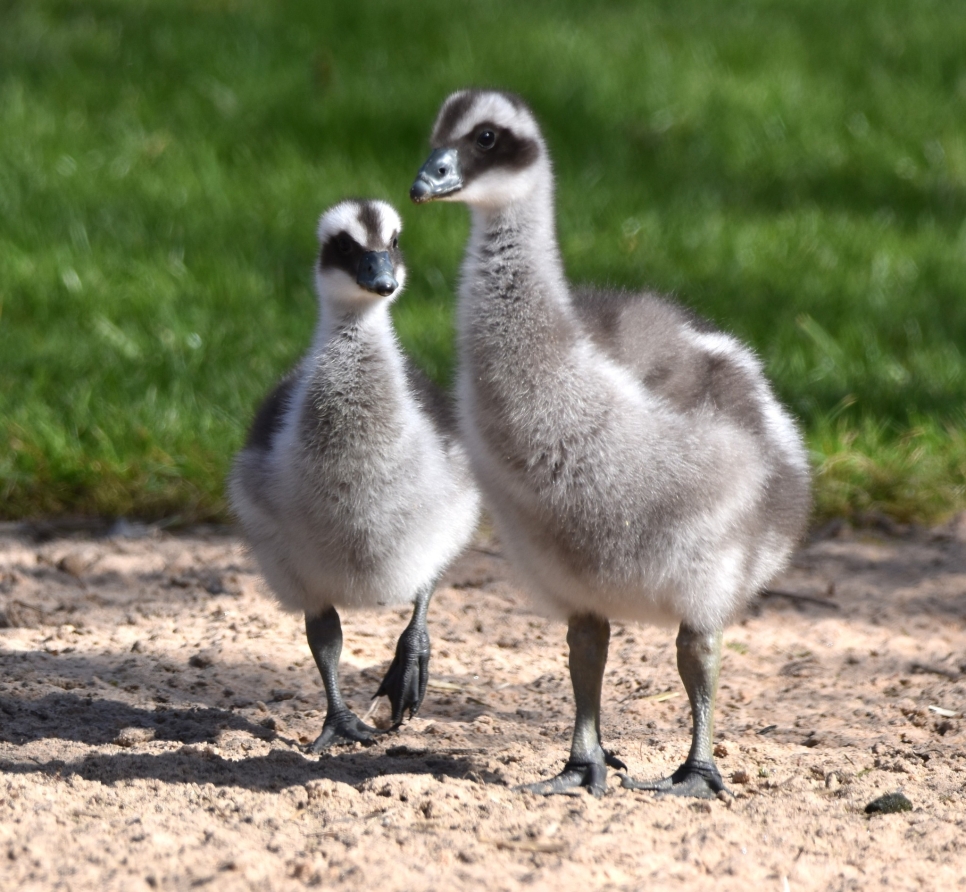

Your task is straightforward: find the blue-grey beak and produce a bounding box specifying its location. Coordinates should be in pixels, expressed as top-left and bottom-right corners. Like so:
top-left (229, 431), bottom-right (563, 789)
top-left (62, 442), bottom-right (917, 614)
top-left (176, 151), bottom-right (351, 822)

top-left (410, 147), bottom-right (463, 203)
top-left (357, 251), bottom-right (397, 296)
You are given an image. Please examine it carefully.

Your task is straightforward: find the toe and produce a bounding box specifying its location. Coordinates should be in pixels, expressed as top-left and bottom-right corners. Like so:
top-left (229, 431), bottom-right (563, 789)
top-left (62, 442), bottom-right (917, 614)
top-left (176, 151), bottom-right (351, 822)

top-left (621, 759), bottom-right (727, 799)
top-left (619, 773), bottom-right (672, 792)
top-left (516, 760), bottom-right (609, 797)
top-left (308, 710), bottom-right (379, 752)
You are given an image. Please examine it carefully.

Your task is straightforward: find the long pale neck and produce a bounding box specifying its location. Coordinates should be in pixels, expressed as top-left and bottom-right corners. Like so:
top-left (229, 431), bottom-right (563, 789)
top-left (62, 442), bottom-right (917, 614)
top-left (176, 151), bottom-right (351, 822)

top-left (464, 179), bottom-right (568, 305)
top-left (455, 182), bottom-right (607, 473)
top-left (458, 181), bottom-right (579, 386)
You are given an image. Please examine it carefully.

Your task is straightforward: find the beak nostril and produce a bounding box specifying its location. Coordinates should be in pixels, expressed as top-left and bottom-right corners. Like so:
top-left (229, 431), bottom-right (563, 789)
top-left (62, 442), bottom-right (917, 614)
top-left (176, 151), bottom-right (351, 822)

top-left (412, 148), bottom-right (461, 202)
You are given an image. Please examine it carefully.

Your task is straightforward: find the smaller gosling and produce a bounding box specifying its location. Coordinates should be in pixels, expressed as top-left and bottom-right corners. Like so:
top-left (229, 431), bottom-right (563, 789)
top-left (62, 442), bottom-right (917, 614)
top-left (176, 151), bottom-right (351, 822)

top-left (230, 199), bottom-right (480, 750)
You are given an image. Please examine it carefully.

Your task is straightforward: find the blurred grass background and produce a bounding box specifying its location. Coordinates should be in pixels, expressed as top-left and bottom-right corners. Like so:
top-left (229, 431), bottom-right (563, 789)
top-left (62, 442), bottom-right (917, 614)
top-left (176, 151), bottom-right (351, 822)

top-left (1, 0), bottom-right (965, 524)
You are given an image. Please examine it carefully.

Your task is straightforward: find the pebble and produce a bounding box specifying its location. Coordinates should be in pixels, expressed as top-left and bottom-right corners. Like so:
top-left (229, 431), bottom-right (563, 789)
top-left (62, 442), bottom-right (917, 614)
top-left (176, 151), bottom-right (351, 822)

top-left (57, 550), bottom-right (95, 577)
top-left (865, 792), bottom-right (913, 814)
top-left (113, 727), bottom-right (156, 748)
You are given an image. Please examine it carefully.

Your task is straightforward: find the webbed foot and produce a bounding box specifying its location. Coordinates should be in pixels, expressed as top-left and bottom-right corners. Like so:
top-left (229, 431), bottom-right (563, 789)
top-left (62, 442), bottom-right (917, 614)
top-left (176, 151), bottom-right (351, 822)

top-left (308, 708), bottom-right (381, 753)
top-left (374, 622), bottom-right (430, 726)
top-left (620, 758), bottom-right (728, 799)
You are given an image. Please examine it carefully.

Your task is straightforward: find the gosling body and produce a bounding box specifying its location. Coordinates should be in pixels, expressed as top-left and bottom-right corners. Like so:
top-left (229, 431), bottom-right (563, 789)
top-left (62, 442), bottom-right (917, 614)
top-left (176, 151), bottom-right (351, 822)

top-left (412, 90), bottom-right (810, 795)
top-left (230, 199), bottom-right (480, 749)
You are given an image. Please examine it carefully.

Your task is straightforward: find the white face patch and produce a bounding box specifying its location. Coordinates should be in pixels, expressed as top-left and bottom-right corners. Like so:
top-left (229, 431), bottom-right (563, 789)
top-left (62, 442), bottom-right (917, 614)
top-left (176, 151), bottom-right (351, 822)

top-left (441, 91), bottom-right (542, 145)
top-left (316, 200), bottom-right (402, 251)
top-left (370, 200), bottom-right (403, 247)
top-left (450, 164), bottom-right (548, 209)
top-left (317, 201), bottom-right (367, 247)
top-left (314, 261), bottom-right (408, 311)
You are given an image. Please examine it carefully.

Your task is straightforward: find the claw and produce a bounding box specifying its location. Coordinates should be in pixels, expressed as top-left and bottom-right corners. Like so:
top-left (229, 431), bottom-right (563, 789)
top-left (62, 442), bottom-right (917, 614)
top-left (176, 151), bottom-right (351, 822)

top-left (603, 749), bottom-right (627, 772)
top-left (374, 622), bottom-right (431, 726)
top-left (620, 758), bottom-right (728, 799)
top-left (308, 708), bottom-right (381, 753)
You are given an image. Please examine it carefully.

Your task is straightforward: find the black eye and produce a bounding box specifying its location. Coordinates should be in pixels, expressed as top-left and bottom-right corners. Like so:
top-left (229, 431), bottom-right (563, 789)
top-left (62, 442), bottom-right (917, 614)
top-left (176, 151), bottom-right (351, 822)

top-left (336, 233), bottom-right (352, 255)
top-left (390, 234), bottom-right (399, 251)
top-left (476, 129), bottom-right (496, 151)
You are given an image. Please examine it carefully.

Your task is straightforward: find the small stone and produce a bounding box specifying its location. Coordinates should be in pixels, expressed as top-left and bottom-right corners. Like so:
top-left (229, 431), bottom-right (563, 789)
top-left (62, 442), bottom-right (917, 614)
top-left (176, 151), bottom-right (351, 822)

top-left (731, 769), bottom-right (750, 784)
top-left (113, 727), bottom-right (155, 748)
top-left (203, 576), bottom-right (225, 595)
top-left (713, 742), bottom-right (729, 758)
top-left (57, 550), bottom-right (94, 577)
top-left (270, 689), bottom-right (296, 701)
top-left (865, 792), bottom-right (913, 815)
top-left (189, 651), bottom-right (214, 669)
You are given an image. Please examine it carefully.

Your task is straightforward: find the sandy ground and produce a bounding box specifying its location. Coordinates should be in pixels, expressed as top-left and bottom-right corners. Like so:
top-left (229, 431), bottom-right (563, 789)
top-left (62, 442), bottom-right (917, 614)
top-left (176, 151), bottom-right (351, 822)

top-left (1, 516), bottom-right (964, 892)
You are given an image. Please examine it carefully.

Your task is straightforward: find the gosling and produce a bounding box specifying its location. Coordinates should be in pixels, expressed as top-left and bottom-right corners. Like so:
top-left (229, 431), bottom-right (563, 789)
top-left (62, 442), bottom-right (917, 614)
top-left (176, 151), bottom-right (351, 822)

top-left (230, 199), bottom-right (480, 750)
top-left (411, 91), bottom-right (810, 796)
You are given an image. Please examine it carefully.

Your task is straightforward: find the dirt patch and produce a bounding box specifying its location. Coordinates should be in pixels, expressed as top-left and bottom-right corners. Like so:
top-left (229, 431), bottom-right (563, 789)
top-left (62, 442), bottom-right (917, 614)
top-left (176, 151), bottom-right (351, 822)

top-left (1, 519), bottom-right (964, 891)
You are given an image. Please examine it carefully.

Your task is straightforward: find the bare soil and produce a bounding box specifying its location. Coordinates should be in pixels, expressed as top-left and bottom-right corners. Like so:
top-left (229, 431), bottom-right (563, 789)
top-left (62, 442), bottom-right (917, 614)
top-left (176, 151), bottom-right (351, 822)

top-left (1, 518), bottom-right (965, 891)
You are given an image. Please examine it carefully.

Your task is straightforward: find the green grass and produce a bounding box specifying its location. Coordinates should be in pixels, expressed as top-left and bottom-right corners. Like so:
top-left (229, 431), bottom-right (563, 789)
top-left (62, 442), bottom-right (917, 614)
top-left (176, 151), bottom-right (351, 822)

top-left (2, 0), bottom-right (965, 523)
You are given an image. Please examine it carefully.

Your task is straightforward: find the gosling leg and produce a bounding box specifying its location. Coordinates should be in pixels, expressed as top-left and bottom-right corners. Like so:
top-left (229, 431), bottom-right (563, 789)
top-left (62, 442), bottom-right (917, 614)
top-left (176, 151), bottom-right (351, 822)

top-left (305, 607), bottom-right (380, 752)
top-left (519, 613), bottom-right (625, 798)
top-left (621, 623), bottom-right (727, 799)
top-left (374, 580), bottom-right (435, 726)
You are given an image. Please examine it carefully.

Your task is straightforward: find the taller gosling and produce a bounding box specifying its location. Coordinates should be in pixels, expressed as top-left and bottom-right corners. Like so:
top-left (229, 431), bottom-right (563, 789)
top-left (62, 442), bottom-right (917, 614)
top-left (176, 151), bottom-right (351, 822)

top-left (411, 91), bottom-right (810, 796)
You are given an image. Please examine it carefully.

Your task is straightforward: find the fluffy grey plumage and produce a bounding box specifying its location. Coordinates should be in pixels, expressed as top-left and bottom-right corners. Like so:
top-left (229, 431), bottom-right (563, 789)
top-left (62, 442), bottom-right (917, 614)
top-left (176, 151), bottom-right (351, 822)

top-left (412, 90), bottom-right (810, 796)
top-left (230, 199), bottom-right (480, 749)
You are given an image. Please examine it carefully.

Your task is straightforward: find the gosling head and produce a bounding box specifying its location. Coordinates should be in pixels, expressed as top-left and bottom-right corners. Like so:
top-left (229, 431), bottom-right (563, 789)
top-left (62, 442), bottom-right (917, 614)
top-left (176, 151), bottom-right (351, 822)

top-left (410, 90), bottom-right (550, 210)
top-left (315, 199), bottom-right (406, 310)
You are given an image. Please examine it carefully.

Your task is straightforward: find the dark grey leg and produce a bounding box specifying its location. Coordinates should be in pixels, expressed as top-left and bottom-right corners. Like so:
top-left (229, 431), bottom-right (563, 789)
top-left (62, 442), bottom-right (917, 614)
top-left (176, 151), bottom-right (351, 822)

top-left (374, 580), bottom-right (434, 726)
top-left (518, 613), bottom-right (624, 798)
top-left (621, 623), bottom-right (728, 799)
top-left (305, 608), bottom-right (380, 752)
